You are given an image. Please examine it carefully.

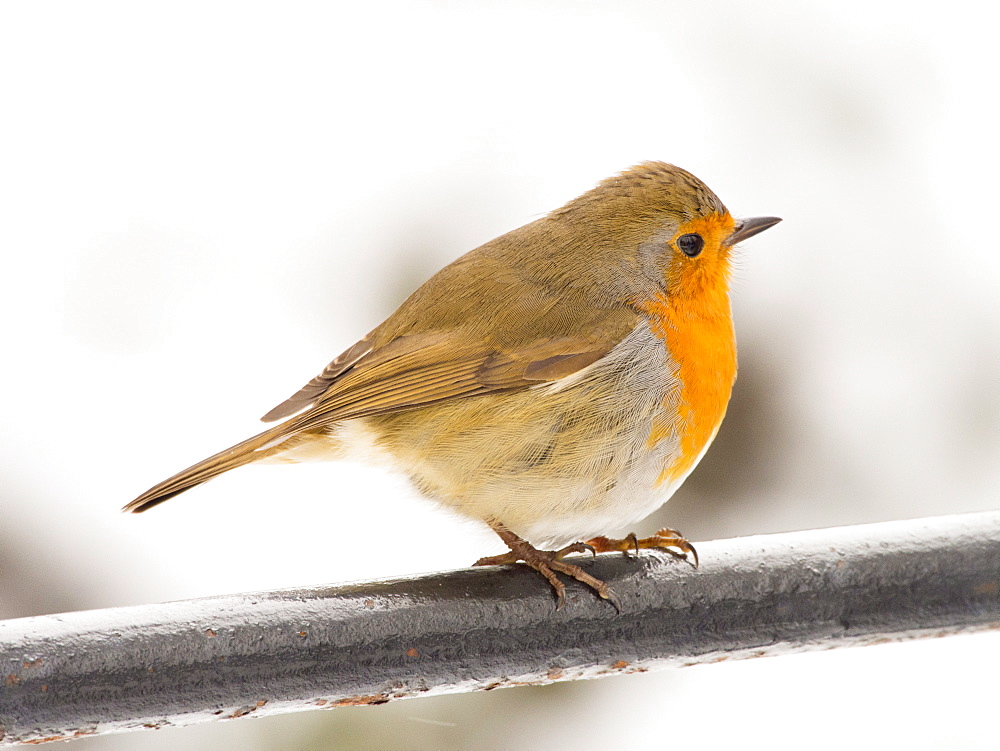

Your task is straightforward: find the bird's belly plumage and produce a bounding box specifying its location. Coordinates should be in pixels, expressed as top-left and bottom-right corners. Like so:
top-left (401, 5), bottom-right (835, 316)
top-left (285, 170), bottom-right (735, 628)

top-left (318, 319), bottom-right (733, 547)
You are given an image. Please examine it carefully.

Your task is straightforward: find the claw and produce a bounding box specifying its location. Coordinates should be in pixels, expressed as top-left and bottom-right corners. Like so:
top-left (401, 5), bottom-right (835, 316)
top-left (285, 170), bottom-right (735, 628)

top-left (625, 532), bottom-right (639, 557)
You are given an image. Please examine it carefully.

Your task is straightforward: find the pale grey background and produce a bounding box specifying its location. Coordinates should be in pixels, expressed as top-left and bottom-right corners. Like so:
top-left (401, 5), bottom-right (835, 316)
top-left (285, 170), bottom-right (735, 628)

top-left (2, 1), bottom-right (999, 748)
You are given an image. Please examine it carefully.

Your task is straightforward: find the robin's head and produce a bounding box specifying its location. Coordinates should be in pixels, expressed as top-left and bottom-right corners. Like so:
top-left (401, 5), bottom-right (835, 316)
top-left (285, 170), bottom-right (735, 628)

top-left (552, 162), bottom-right (780, 300)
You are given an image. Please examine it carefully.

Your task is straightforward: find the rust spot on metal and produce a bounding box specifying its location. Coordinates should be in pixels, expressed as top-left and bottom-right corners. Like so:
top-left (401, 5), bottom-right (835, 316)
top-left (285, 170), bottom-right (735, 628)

top-left (315, 699), bottom-right (328, 706)
top-left (23, 735), bottom-right (69, 744)
top-left (546, 667), bottom-right (563, 680)
top-left (40, 685), bottom-right (48, 693)
top-left (363, 599), bottom-right (375, 609)
top-left (22, 658), bottom-right (42, 669)
top-left (611, 660), bottom-right (630, 669)
top-left (331, 693), bottom-right (390, 706)
top-left (972, 581), bottom-right (999, 596)
top-left (406, 648), bottom-right (420, 658)
top-left (229, 700), bottom-right (268, 718)
top-left (5, 674), bottom-right (20, 686)
top-left (298, 631), bottom-right (308, 637)
top-left (204, 628), bottom-right (218, 637)
top-left (482, 681), bottom-right (504, 691)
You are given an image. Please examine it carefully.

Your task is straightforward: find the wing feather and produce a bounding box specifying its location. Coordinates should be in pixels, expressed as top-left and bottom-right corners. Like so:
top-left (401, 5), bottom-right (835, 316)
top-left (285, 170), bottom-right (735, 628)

top-left (261, 326), bottom-right (634, 442)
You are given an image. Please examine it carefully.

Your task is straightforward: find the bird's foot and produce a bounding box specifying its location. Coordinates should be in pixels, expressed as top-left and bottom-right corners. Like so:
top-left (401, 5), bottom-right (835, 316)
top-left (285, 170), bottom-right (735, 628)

top-left (586, 527), bottom-right (698, 568)
top-left (475, 522), bottom-right (621, 611)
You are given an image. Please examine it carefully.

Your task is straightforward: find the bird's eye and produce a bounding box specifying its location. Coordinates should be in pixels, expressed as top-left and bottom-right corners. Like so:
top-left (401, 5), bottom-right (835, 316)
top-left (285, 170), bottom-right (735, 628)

top-left (677, 233), bottom-right (704, 257)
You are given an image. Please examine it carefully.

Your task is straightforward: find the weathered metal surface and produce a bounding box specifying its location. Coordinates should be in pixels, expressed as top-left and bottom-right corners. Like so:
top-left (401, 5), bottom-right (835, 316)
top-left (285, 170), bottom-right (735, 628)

top-left (1, 510), bottom-right (998, 745)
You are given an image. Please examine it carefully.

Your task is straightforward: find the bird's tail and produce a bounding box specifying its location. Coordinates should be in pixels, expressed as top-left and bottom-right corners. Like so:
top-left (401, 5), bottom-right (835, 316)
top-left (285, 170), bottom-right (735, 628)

top-left (123, 423), bottom-right (302, 513)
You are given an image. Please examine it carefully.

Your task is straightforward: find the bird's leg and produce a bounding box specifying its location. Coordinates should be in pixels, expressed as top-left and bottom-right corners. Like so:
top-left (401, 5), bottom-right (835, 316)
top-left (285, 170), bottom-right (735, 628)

top-left (586, 527), bottom-right (699, 568)
top-left (474, 521), bottom-right (622, 611)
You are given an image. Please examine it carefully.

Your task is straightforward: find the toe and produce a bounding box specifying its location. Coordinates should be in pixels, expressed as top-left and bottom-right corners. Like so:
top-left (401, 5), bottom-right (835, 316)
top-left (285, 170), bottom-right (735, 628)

top-left (473, 551), bottom-right (520, 567)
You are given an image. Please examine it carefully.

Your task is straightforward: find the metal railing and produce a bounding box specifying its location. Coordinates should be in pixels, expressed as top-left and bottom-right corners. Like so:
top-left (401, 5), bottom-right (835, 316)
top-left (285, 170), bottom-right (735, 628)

top-left (1, 510), bottom-right (998, 745)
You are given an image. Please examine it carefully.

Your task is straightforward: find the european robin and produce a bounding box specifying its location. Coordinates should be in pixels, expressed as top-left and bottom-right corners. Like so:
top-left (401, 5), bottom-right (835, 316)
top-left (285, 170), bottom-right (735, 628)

top-left (125, 162), bottom-right (780, 609)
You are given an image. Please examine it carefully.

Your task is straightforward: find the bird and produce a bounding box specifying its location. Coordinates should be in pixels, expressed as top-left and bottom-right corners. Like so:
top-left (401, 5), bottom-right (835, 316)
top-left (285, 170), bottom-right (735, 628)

top-left (125, 162), bottom-right (780, 609)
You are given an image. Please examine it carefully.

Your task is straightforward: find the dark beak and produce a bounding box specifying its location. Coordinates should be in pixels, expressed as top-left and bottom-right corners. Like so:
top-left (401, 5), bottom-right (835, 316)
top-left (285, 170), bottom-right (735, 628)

top-left (725, 216), bottom-right (782, 246)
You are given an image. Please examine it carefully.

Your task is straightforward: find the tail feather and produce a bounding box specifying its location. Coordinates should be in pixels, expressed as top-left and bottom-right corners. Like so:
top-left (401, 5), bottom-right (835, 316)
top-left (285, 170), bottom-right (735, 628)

top-left (123, 424), bottom-right (296, 513)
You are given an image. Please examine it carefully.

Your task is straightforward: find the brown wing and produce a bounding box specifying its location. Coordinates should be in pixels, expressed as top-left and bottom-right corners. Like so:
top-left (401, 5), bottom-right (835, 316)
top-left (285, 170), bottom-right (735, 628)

top-left (267, 328), bottom-right (623, 438)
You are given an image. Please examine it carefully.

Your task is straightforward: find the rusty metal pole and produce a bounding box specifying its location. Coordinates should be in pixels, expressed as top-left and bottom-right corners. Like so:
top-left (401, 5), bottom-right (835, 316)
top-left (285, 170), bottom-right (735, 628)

top-left (1, 510), bottom-right (999, 745)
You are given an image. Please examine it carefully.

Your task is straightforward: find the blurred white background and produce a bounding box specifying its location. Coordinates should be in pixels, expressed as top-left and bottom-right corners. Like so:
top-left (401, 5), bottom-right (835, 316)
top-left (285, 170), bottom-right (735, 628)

top-left (2, 0), bottom-right (999, 748)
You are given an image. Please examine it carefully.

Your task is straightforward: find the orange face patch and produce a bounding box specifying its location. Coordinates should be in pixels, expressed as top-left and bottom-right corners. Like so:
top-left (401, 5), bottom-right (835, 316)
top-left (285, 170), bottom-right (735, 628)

top-left (662, 212), bottom-right (738, 300)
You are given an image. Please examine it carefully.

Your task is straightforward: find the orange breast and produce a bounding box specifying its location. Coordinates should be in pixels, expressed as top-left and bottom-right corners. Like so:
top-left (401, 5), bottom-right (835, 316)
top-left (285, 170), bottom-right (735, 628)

top-left (638, 287), bottom-right (737, 485)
